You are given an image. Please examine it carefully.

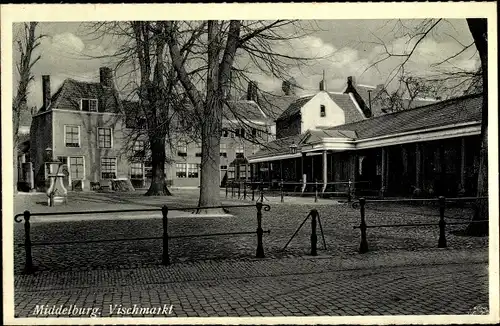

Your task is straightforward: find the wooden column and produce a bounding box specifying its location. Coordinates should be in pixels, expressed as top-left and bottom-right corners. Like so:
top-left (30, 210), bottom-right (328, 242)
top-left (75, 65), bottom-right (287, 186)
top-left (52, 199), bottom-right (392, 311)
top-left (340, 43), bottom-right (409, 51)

top-left (349, 153), bottom-right (358, 197)
top-left (414, 144), bottom-right (422, 196)
top-left (380, 148), bottom-right (387, 197)
top-left (301, 153), bottom-right (306, 183)
top-left (322, 150), bottom-right (328, 192)
top-left (279, 159), bottom-right (283, 181)
top-left (458, 138), bottom-right (466, 195)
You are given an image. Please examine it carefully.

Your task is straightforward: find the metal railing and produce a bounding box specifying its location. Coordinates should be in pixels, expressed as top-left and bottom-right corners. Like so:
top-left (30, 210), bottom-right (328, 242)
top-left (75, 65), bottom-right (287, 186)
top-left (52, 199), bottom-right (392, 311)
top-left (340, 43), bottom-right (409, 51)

top-left (225, 179), bottom-right (372, 203)
top-left (352, 196), bottom-right (489, 253)
top-left (15, 203), bottom-right (271, 274)
top-left (281, 209), bottom-right (327, 256)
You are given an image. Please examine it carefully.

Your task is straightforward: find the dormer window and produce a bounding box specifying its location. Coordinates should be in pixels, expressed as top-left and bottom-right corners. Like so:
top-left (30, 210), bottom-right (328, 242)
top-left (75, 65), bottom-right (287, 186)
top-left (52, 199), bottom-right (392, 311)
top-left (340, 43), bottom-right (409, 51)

top-left (81, 99), bottom-right (98, 112)
top-left (320, 105), bottom-right (326, 117)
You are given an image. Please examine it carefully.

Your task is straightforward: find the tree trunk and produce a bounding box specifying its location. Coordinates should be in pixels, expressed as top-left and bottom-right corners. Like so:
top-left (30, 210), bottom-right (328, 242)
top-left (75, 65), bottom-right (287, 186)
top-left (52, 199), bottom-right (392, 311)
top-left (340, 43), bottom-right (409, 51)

top-left (145, 136), bottom-right (172, 196)
top-left (197, 121), bottom-right (222, 212)
top-left (465, 18), bottom-right (488, 236)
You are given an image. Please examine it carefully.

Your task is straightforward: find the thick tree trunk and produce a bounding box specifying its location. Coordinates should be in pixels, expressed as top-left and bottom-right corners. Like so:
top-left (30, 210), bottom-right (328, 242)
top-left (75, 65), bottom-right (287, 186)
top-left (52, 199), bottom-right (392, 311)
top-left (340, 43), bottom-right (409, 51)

top-left (145, 137), bottom-right (172, 196)
top-left (466, 18), bottom-right (488, 236)
top-left (197, 122), bottom-right (222, 211)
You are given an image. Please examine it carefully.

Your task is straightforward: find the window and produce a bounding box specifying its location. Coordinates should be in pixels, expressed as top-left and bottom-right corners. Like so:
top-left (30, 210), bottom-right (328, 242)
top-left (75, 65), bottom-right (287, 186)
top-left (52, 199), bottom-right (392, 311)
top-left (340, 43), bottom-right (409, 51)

top-left (320, 104), bottom-right (326, 117)
top-left (130, 162), bottom-right (144, 179)
top-left (101, 157), bottom-right (117, 179)
top-left (188, 163), bottom-right (199, 178)
top-left (64, 125), bottom-right (80, 147)
top-left (69, 157), bottom-right (84, 180)
top-left (240, 169), bottom-right (247, 179)
top-left (252, 144), bottom-right (260, 155)
top-left (220, 165), bottom-right (228, 170)
top-left (176, 163), bottom-right (187, 178)
top-left (133, 140), bottom-right (145, 156)
top-left (81, 99), bottom-right (98, 112)
top-left (222, 129), bottom-right (229, 138)
top-left (252, 128), bottom-right (262, 138)
top-left (235, 129), bottom-right (240, 137)
top-left (240, 128), bottom-right (245, 138)
top-left (195, 143), bottom-right (202, 157)
top-left (236, 144), bottom-right (244, 158)
top-left (220, 143), bottom-right (227, 157)
top-left (177, 142), bottom-right (188, 157)
top-left (98, 128), bottom-right (112, 148)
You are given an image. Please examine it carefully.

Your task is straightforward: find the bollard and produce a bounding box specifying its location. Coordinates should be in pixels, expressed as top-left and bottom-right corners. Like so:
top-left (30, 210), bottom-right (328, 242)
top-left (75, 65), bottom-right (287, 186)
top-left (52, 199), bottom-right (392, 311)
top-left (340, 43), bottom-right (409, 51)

top-left (23, 210), bottom-right (34, 274)
top-left (438, 196), bottom-right (447, 248)
top-left (256, 202), bottom-right (265, 258)
top-left (162, 205), bottom-right (170, 265)
top-left (310, 209), bottom-right (318, 256)
top-left (280, 179), bottom-right (284, 203)
top-left (231, 182), bottom-right (235, 198)
top-left (252, 182), bottom-right (255, 201)
top-left (243, 181), bottom-right (247, 200)
top-left (238, 182), bottom-right (241, 199)
top-left (359, 198), bottom-right (369, 253)
top-left (315, 180), bottom-right (318, 203)
top-left (225, 183), bottom-right (228, 198)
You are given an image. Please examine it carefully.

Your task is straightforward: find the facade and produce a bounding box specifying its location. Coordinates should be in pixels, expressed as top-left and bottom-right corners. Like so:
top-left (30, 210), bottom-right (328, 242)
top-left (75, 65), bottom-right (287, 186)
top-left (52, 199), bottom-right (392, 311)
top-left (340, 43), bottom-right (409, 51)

top-left (30, 68), bottom-right (134, 191)
top-left (248, 77), bottom-right (482, 198)
top-left (28, 68), bottom-right (294, 191)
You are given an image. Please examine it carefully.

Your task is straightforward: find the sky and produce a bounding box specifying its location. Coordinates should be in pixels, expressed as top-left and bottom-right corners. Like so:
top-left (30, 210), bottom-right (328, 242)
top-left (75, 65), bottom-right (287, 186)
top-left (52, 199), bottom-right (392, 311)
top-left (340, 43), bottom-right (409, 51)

top-left (12, 19), bottom-right (479, 109)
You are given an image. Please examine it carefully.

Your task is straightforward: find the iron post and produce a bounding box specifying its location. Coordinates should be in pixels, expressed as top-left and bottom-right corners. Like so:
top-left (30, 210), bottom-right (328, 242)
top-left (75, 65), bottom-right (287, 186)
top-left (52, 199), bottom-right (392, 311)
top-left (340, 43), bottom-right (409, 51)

top-left (359, 198), bottom-right (368, 253)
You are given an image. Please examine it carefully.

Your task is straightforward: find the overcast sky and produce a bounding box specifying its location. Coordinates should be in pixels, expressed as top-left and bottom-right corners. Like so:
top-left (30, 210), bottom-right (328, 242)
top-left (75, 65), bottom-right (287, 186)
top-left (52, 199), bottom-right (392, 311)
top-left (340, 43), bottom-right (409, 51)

top-left (13, 19), bottom-right (479, 109)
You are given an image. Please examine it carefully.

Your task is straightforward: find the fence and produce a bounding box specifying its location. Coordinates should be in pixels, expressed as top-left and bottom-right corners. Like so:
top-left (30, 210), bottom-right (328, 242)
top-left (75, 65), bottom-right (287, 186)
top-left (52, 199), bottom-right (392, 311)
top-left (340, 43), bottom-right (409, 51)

top-left (352, 196), bottom-right (489, 253)
top-left (14, 202), bottom-right (271, 274)
top-left (225, 180), bottom-right (373, 203)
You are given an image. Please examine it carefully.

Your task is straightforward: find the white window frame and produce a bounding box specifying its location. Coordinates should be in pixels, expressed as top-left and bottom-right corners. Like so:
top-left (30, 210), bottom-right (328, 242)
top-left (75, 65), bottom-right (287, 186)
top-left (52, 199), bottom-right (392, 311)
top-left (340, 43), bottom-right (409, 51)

top-left (64, 125), bottom-right (81, 148)
top-left (97, 127), bottom-right (113, 149)
top-left (101, 157), bottom-right (117, 179)
top-left (68, 156), bottom-right (85, 181)
top-left (187, 163), bottom-right (199, 178)
top-left (80, 98), bottom-right (99, 112)
top-left (130, 162), bottom-right (145, 179)
top-left (176, 163), bottom-right (187, 178)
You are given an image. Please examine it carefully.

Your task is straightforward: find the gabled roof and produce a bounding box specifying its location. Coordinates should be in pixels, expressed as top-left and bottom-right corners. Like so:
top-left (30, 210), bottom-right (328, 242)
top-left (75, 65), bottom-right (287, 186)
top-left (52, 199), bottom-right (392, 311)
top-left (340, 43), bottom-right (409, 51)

top-left (224, 100), bottom-right (268, 122)
top-left (327, 93), bottom-right (482, 140)
top-left (248, 134), bottom-right (304, 159)
top-left (39, 78), bottom-right (121, 113)
top-left (256, 93), bottom-right (300, 120)
top-left (276, 92), bottom-right (366, 123)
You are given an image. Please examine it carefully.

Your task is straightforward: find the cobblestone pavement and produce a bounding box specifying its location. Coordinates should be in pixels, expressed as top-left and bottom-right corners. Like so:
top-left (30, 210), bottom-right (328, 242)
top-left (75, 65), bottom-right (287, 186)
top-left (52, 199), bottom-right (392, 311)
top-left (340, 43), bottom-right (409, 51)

top-left (14, 249), bottom-right (489, 318)
top-left (14, 197), bottom-right (488, 273)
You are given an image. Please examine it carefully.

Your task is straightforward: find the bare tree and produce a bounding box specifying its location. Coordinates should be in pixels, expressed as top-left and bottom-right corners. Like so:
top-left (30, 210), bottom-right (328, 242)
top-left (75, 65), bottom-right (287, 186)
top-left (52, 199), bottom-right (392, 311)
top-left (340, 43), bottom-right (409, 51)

top-left (164, 20), bottom-right (321, 212)
top-left (13, 22), bottom-right (44, 192)
top-left (365, 18), bottom-right (488, 235)
top-left (85, 21), bottom-right (199, 196)
top-left (373, 75), bottom-right (441, 112)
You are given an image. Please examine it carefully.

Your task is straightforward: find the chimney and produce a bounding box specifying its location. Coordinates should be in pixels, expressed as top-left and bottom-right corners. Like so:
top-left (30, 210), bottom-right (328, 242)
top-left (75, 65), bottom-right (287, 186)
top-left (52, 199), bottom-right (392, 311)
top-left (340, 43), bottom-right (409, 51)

top-left (282, 80), bottom-right (291, 96)
top-left (347, 76), bottom-right (355, 88)
top-left (319, 70), bottom-right (327, 91)
top-left (99, 67), bottom-right (114, 88)
top-left (42, 75), bottom-right (51, 110)
top-left (246, 81), bottom-right (258, 101)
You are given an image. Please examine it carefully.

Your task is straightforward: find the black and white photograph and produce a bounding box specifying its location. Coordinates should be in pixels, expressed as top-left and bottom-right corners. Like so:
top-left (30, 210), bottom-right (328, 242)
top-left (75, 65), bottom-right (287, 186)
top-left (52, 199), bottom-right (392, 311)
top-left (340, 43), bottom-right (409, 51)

top-left (2, 2), bottom-right (498, 325)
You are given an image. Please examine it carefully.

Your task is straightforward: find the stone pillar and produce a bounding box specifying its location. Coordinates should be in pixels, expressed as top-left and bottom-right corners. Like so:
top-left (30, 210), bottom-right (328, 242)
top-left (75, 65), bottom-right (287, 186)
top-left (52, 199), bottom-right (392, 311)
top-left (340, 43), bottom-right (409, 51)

top-left (414, 144), bottom-right (422, 196)
top-left (458, 138), bottom-right (466, 195)
top-left (322, 150), bottom-right (328, 192)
